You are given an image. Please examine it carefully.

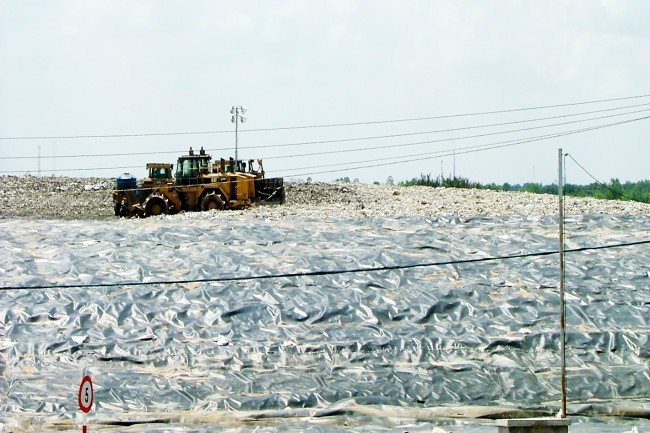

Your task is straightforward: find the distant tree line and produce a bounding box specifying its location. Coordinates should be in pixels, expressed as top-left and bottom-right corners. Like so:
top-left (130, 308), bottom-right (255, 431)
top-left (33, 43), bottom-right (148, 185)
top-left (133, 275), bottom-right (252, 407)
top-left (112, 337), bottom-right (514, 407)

top-left (399, 173), bottom-right (650, 203)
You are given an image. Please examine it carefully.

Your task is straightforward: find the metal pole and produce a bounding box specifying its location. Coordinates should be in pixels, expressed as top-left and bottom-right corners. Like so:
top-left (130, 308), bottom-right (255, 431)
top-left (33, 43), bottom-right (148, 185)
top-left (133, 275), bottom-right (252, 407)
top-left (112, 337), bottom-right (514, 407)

top-left (235, 108), bottom-right (239, 164)
top-left (558, 148), bottom-right (567, 418)
top-left (453, 148), bottom-right (456, 179)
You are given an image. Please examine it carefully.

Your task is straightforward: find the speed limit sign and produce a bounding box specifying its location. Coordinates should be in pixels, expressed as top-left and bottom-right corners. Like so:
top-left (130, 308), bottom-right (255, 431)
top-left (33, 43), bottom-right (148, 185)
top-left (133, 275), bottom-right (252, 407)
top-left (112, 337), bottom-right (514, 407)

top-left (78, 375), bottom-right (94, 413)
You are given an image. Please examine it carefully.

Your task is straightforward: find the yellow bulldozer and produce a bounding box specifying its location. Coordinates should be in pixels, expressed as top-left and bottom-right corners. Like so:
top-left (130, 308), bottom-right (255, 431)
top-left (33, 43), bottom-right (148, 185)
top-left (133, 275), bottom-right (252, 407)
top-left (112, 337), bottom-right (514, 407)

top-left (113, 147), bottom-right (285, 217)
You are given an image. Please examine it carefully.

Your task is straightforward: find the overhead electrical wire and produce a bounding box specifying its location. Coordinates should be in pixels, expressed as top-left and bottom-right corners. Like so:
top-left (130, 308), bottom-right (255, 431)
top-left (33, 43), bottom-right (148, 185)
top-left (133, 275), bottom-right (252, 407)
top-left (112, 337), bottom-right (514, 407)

top-left (261, 108), bottom-right (650, 160)
top-left (232, 93), bottom-right (650, 131)
top-left (279, 133), bottom-right (583, 173)
top-left (1, 102), bottom-right (649, 160)
top-left (278, 116), bottom-right (650, 174)
top-left (278, 116), bottom-right (650, 178)
top-left (34, 117), bottom-right (646, 194)
top-left (1, 93), bottom-right (649, 141)
top-left (0, 165), bottom-right (143, 174)
top-left (0, 148), bottom-right (212, 161)
top-left (2, 115), bottom-right (648, 176)
top-left (2, 102), bottom-right (650, 161)
top-left (0, 129), bottom-right (234, 140)
top-left (1, 239), bottom-right (648, 291)
top-left (566, 153), bottom-right (647, 203)
top-left (0, 118), bottom-right (645, 204)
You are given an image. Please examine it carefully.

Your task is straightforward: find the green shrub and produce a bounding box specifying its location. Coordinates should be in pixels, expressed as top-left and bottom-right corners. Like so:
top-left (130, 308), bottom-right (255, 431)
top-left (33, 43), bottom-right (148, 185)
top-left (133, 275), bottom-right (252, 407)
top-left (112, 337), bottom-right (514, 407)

top-left (398, 173), bottom-right (650, 203)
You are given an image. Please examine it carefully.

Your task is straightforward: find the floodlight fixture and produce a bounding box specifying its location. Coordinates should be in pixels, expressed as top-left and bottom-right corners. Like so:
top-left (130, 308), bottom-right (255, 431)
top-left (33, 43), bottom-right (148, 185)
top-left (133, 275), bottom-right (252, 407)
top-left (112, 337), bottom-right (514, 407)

top-left (230, 105), bottom-right (248, 163)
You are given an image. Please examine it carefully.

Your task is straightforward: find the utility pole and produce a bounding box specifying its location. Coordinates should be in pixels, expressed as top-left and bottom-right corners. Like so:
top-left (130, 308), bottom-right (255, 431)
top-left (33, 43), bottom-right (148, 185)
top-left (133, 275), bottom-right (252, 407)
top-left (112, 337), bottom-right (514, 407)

top-left (52, 141), bottom-right (56, 172)
top-left (230, 106), bottom-right (247, 163)
top-left (37, 145), bottom-right (41, 176)
top-left (452, 133), bottom-right (457, 179)
top-left (453, 149), bottom-right (456, 179)
top-left (558, 148), bottom-right (567, 418)
top-left (533, 164), bottom-right (536, 183)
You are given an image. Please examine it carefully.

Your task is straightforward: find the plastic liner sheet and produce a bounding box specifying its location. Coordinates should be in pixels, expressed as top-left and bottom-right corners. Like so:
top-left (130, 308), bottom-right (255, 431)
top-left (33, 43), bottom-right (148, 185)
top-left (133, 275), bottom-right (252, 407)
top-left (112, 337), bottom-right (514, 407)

top-left (0, 215), bottom-right (648, 430)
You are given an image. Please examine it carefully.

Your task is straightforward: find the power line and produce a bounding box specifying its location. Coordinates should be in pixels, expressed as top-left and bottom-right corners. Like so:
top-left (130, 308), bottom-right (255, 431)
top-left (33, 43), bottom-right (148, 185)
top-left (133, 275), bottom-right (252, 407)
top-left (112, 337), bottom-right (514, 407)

top-left (2, 103), bottom-right (649, 160)
top-left (238, 93), bottom-right (650, 131)
top-left (4, 116), bottom-right (638, 195)
top-left (566, 153), bottom-right (647, 203)
top-left (4, 116), bottom-right (649, 186)
top-left (0, 129), bottom-right (234, 141)
top-left (278, 130), bottom-right (585, 173)
top-left (0, 149), bottom-right (210, 161)
top-left (261, 108), bottom-right (650, 160)
top-left (0, 165), bottom-right (142, 174)
top-left (2, 114), bottom-right (648, 176)
top-left (1, 93), bottom-right (649, 141)
top-left (1, 239), bottom-right (647, 291)
top-left (5, 116), bottom-right (649, 181)
top-left (277, 116), bottom-right (650, 178)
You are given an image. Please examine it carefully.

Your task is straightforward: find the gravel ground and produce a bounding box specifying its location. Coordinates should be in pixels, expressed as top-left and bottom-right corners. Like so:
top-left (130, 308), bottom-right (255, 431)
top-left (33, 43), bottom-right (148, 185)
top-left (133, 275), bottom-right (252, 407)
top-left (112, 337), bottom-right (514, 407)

top-left (0, 175), bottom-right (648, 220)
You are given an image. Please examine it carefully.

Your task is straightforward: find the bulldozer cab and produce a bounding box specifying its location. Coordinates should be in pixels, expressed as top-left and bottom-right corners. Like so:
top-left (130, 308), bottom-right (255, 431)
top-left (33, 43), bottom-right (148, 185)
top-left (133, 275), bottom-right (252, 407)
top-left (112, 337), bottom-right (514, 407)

top-left (213, 158), bottom-right (265, 178)
top-left (176, 147), bottom-right (211, 185)
top-left (213, 158), bottom-right (246, 174)
top-left (143, 163), bottom-right (173, 187)
top-left (147, 163), bottom-right (173, 180)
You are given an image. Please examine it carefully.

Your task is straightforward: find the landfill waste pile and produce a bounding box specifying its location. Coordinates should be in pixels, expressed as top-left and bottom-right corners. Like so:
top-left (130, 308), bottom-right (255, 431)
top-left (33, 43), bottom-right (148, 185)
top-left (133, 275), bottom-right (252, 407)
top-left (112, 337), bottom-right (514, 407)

top-left (1, 175), bottom-right (649, 220)
top-left (0, 213), bottom-right (648, 432)
top-left (0, 175), bottom-right (113, 219)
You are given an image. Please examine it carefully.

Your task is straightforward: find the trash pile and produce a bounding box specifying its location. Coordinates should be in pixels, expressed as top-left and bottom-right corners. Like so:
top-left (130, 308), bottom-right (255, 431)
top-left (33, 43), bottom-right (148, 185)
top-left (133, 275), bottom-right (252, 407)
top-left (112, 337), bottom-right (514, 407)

top-left (0, 175), bottom-right (113, 219)
top-left (1, 176), bottom-right (648, 220)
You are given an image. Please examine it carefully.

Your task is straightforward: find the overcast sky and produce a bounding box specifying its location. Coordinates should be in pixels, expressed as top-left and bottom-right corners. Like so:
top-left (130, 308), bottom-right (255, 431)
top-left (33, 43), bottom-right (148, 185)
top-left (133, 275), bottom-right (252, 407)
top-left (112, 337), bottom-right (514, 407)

top-left (1, 0), bottom-right (648, 184)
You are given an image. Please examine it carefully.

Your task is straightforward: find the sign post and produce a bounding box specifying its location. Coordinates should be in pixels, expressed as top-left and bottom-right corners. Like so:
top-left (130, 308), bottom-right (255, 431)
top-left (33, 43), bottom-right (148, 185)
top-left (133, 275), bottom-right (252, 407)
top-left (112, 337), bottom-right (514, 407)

top-left (78, 375), bottom-right (94, 432)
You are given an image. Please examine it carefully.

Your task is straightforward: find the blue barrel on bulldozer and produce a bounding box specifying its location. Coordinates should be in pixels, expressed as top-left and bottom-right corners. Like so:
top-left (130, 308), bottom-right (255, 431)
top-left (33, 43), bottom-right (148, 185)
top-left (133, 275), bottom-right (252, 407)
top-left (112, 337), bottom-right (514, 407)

top-left (116, 173), bottom-right (137, 191)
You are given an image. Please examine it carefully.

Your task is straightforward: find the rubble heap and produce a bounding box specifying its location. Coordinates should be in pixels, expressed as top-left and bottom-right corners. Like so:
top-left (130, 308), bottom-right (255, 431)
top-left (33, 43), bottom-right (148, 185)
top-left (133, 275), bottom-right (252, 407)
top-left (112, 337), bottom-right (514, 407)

top-left (0, 176), bottom-right (648, 220)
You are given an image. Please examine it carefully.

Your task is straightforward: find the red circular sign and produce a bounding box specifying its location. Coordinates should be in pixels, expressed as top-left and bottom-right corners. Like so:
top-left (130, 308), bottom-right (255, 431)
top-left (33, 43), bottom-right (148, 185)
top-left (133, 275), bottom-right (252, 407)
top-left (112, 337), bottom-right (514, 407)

top-left (78, 375), bottom-right (94, 413)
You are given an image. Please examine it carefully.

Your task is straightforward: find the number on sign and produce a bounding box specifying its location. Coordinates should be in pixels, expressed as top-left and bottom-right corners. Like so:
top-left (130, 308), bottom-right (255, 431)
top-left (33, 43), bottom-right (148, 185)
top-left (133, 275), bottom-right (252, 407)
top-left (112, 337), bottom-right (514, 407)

top-left (78, 375), bottom-right (94, 413)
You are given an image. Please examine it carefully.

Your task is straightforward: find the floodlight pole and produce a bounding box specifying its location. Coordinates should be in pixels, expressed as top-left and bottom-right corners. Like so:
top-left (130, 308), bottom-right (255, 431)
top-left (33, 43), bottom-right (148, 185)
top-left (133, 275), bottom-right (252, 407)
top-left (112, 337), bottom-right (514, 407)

top-left (231, 106), bottom-right (247, 164)
top-left (235, 110), bottom-right (239, 163)
top-left (558, 148), bottom-right (567, 418)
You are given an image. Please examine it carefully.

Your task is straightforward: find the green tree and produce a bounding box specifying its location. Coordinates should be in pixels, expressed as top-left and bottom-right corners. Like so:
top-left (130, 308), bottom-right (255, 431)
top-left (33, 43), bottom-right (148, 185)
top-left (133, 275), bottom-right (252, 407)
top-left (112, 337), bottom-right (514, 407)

top-left (394, 172), bottom-right (650, 203)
